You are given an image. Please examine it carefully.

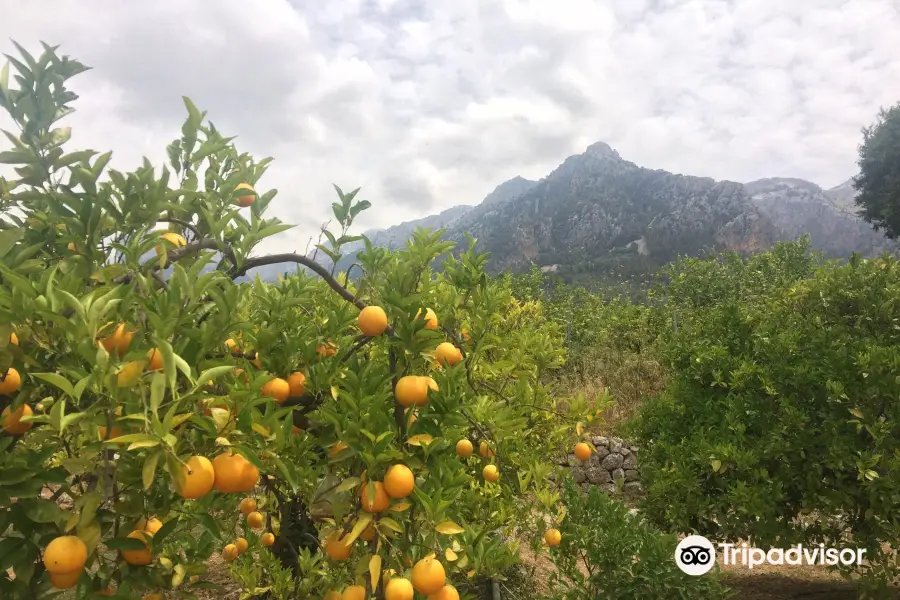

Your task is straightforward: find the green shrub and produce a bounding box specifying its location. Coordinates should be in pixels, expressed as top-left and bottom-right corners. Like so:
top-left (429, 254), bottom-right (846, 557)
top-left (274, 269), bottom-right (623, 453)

top-left (546, 480), bottom-right (733, 600)
top-left (636, 248), bottom-right (900, 597)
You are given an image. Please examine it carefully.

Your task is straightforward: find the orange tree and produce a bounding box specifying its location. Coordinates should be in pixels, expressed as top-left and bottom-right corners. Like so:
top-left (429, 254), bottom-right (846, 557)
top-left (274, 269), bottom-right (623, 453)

top-left (0, 43), bottom-right (592, 599)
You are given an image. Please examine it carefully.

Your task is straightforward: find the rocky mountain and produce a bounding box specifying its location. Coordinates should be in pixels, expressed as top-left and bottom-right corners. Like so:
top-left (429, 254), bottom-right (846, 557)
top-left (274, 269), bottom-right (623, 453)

top-left (243, 142), bottom-right (895, 285)
top-left (745, 177), bottom-right (895, 259)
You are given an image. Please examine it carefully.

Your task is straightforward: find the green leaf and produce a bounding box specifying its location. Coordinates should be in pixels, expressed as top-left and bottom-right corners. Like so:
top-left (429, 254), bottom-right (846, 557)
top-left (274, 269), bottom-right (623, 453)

top-left (195, 365), bottom-right (234, 390)
top-left (334, 476), bottom-right (362, 494)
top-left (152, 516), bottom-right (179, 549)
top-left (0, 227), bottom-right (24, 258)
top-left (104, 537), bottom-right (148, 551)
top-left (31, 372), bottom-right (75, 397)
top-left (150, 372), bottom-right (166, 418)
top-left (103, 433), bottom-right (158, 446)
top-left (142, 450), bottom-right (163, 490)
top-left (20, 498), bottom-right (65, 524)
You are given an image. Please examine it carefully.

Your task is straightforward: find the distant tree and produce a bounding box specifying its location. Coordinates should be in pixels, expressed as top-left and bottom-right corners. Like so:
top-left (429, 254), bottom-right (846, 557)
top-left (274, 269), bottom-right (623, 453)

top-left (854, 102), bottom-right (900, 239)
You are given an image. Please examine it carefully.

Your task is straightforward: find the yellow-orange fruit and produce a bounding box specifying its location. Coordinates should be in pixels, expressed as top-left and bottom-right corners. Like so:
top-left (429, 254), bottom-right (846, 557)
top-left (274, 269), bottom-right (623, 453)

top-left (384, 464), bottom-right (415, 499)
top-left (235, 537), bottom-right (249, 554)
top-left (434, 342), bottom-right (462, 367)
top-left (212, 452), bottom-right (257, 493)
top-left (359, 481), bottom-right (391, 513)
top-left (342, 586), bottom-right (366, 600)
top-left (239, 498), bottom-right (258, 515)
top-left (146, 349), bottom-right (163, 372)
top-left (0, 367), bottom-right (22, 396)
top-left (225, 338), bottom-right (240, 354)
top-left (329, 442), bottom-right (349, 458)
top-left (394, 376), bottom-right (428, 408)
top-left (544, 528), bottom-right (562, 547)
top-left (247, 511), bottom-right (264, 529)
top-left (385, 577), bottom-right (415, 600)
top-left (262, 377), bottom-right (290, 403)
top-left (9, 332), bottom-right (18, 345)
top-left (415, 308), bottom-right (439, 330)
top-left (287, 371), bottom-right (306, 397)
top-left (49, 570), bottom-right (82, 589)
top-left (428, 585), bottom-right (461, 600)
top-left (456, 439), bottom-right (473, 458)
top-left (324, 592), bottom-right (341, 600)
top-left (222, 543), bottom-right (239, 562)
top-left (479, 441), bottom-right (493, 458)
top-left (358, 306), bottom-right (388, 336)
top-left (574, 442), bottom-right (592, 461)
top-left (360, 522), bottom-right (376, 542)
top-left (235, 183), bottom-right (256, 207)
top-left (99, 425), bottom-right (124, 440)
top-left (324, 531), bottom-right (353, 560)
top-left (483, 464), bottom-right (500, 482)
top-left (121, 530), bottom-right (153, 566)
top-left (261, 532), bottom-right (275, 546)
top-left (43, 535), bottom-right (87, 574)
top-left (178, 456), bottom-right (215, 499)
top-left (316, 341), bottom-right (338, 358)
top-left (140, 518), bottom-right (164, 535)
top-left (411, 557), bottom-right (446, 595)
top-left (2, 403), bottom-right (32, 435)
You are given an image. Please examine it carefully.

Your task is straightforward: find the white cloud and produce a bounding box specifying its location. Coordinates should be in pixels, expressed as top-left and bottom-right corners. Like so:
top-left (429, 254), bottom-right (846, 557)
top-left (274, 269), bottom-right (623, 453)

top-left (0, 0), bottom-right (898, 256)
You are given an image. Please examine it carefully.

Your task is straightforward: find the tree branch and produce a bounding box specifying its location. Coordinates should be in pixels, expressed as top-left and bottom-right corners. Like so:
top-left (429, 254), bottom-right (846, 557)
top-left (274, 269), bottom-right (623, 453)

top-left (231, 252), bottom-right (366, 310)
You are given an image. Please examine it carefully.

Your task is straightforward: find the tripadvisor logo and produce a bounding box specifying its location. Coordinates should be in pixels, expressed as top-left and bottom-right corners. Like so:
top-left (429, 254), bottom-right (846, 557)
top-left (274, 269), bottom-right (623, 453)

top-left (675, 536), bottom-right (868, 575)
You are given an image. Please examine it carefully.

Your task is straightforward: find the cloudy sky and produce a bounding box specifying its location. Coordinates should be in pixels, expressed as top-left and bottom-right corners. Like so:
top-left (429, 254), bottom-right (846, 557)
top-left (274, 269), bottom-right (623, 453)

top-left (1, 0), bottom-right (899, 254)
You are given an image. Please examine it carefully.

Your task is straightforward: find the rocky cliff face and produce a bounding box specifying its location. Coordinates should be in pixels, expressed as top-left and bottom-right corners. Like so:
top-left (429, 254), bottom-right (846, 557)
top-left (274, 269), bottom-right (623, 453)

top-left (444, 142), bottom-right (780, 275)
top-left (745, 177), bottom-right (896, 258)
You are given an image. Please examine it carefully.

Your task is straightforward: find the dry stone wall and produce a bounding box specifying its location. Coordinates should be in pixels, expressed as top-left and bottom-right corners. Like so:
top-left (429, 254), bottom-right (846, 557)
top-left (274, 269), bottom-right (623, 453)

top-left (559, 436), bottom-right (643, 497)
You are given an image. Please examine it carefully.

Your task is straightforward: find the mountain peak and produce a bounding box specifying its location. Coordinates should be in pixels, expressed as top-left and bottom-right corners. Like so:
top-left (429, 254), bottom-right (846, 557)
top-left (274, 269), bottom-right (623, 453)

top-left (585, 141), bottom-right (621, 160)
top-left (481, 176), bottom-right (538, 207)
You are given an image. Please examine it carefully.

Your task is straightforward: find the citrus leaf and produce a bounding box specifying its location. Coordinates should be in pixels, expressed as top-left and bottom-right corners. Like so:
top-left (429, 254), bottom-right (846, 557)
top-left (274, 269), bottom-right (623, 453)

top-left (143, 450), bottom-right (162, 489)
top-left (335, 476), bottom-right (362, 494)
top-left (345, 513), bottom-right (373, 545)
top-left (369, 554), bottom-right (382, 590)
top-left (445, 548), bottom-right (458, 561)
top-left (436, 521), bottom-right (465, 535)
top-left (30, 372), bottom-right (74, 397)
top-left (377, 517), bottom-right (403, 534)
top-left (406, 434), bottom-right (434, 447)
top-left (389, 502), bottom-right (411, 512)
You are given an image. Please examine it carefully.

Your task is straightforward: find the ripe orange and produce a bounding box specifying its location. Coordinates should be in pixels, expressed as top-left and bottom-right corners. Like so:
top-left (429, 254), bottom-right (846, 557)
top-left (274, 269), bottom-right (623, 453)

top-left (415, 308), bottom-right (439, 330)
top-left (574, 442), bottom-right (592, 461)
top-left (43, 535), bottom-right (87, 574)
top-left (384, 464), bottom-right (415, 499)
top-left (359, 481), bottom-right (391, 513)
top-left (434, 342), bottom-right (462, 367)
top-left (358, 306), bottom-right (388, 336)
top-left (360, 521), bottom-right (376, 542)
top-left (456, 439), bottom-right (473, 458)
top-left (316, 341), bottom-right (338, 358)
top-left (212, 452), bottom-right (257, 493)
top-left (99, 425), bottom-right (123, 440)
top-left (178, 456), bottom-right (215, 499)
top-left (325, 592), bottom-right (342, 600)
top-left (247, 511), bottom-right (264, 529)
top-left (66, 242), bottom-right (78, 253)
top-left (141, 518), bottom-right (164, 535)
top-left (479, 441), bottom-right (493, 458)
top-left (411, 557), bottom-right (446, 595)
top-left (461, 328), bottom-right (471, 342)
top-left (425, 376), bottom-right (439, 392)
top-left (385, 577), bottom-right (415, 600)
top-left (544, 528), bottom-right (562, 547)
top-left (239, 497), bottom-right (258, 515)
top-left (121, 530), bottom-right (153, 566)
top-left (156, 232), bottom-right (186, 257)
top-left (483, 464), bottom-right (500, 482)
top-left (9, 332), bottom-right (18, 345)
top-left (428, 585), bottom-right (460, 600)
top-left (262, 377), bottom-right (290, 403)
top-left (2, 403), bottom-right (32, 435)
top-left (324, 531), bottom-right (353, 560)
top-left (235, 537), bottom-right (249, 554)
top-left (343, 586), bottom-right (366, 600)
top-left (261, 532), bottom-right (275, 546)
top-left (394, 375), bottom-right (428, 407)
top-left (329, 442), bottom-right (349, 458)
top-left (406, 408), bottom-right (418, 427)
top-left (287, 371), bottom-right (306, 397)
top-left (235, 182), bottom-right (256, 207)
top-left (146, 349), bottom-right (163, 372)
top-left (225, 338), bottom-right (241, 354)
top-left (223, 543), bottom-right (239, 562)
top-left (49, 570), bottom-right (82, 589)
top-left (0, 367), bottom-right (22, 396)
top-left (99, 323), bottom-right (133, 357)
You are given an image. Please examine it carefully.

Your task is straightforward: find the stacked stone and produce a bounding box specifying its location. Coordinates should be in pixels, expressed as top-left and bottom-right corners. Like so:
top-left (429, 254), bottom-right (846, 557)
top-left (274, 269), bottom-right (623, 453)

top-left (560, 436), bottom-right (643, 497)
